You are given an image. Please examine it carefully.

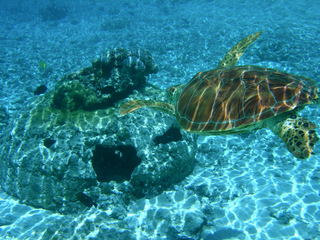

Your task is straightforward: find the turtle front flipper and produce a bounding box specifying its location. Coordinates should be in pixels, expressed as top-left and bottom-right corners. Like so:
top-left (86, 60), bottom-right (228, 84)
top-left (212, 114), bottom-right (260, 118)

top-left (271, 117), bottom-right (319, 159)
top-left (119, 100), bottom-right (175, 116)
top-left (217, 31), bottom-right (262, 68)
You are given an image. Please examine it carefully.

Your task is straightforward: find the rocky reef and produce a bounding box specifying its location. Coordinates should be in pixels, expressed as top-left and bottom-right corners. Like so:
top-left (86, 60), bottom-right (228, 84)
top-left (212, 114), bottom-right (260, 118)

top-left (0, 48), bottom-right (196, 214)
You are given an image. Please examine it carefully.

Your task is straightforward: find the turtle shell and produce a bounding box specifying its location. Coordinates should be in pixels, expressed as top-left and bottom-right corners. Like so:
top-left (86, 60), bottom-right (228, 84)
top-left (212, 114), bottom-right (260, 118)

top-left (176, 65), bottom-right (318, 133)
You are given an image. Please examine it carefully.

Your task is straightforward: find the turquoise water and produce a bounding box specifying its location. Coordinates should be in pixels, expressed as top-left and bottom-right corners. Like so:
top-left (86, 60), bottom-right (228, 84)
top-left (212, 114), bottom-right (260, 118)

top-left (0, 0), bottom-right (320, 239)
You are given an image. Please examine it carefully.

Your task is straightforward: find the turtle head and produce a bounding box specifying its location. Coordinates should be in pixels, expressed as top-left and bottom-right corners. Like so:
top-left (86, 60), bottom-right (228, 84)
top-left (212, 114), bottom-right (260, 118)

top-left (166, 84), bottom-right (184, 103)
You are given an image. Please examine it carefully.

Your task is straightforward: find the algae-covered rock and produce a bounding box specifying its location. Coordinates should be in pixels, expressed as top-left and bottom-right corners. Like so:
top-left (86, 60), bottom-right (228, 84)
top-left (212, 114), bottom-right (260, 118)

top-left (52, 48), bottom-right (158, 111)
top-left (52, 80), bottom-right (104, 111)
top-left (0, 53), bottom-right (195, 213)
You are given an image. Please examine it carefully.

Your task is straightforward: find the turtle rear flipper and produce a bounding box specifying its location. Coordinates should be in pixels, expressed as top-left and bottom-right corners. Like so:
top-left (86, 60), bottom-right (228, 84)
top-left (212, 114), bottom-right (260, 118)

top-left (272, 117), bottom-right (319, 159)
top-left (119, 100), bottom-right (175, 116)
top-left (218, 31), bottom-right (262, 68)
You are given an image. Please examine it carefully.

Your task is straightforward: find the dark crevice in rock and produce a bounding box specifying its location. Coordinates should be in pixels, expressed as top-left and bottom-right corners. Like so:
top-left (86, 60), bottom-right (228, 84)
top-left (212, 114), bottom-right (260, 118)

top-left (153, 126), bottom-right (182, 145)
top-left (43, 138), bottom-right (56, 148)
top-left (92, 144), bottom-right (141, 182)
top-left (34, 85), bottom-right (47, 95)
top-left (100, 86), bottom-right (115, 94)
top-left (76, 192), bottom-right (97, 207)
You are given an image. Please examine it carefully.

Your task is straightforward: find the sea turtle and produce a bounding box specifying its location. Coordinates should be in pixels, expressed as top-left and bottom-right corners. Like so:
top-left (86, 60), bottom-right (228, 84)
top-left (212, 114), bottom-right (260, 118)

top-left (119, 32), bottom-right (319, 159)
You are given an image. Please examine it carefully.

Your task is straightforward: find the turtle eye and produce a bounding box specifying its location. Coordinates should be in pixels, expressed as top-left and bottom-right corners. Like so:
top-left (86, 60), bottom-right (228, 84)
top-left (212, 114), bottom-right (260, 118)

top-left (167, 85), bottom-right (179, 98)
top-left (167, 86), bottom-right (176, 95)
top-left (166, 87), bottom-right (175, 99)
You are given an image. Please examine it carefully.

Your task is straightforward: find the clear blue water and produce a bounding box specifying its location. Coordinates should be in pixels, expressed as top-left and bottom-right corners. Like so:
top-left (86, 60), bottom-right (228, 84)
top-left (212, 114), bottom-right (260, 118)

top-left (0, 0), bottom-right (320, 239)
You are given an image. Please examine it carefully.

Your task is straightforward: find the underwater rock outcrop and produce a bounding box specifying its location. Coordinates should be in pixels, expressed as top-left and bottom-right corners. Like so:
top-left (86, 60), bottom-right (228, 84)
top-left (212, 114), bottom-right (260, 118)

top-left (0, 49), bottom-right (196, 214)
top-left (39, 3), bottom-right (68, 21)
top-left (52, 48), bottom-right (158, 111)
top-left (0, 105), bottom-right (9, 132)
